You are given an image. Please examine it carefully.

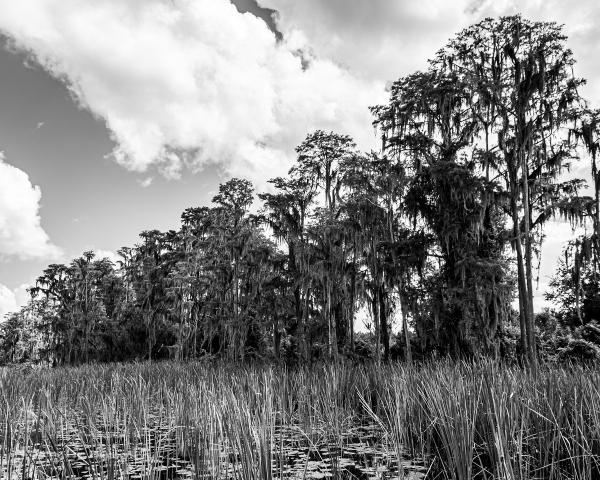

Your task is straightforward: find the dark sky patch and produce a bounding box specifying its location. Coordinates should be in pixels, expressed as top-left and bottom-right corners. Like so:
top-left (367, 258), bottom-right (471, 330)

top-left (0, 40), bottom-right (221, 289)
top-left (230, 0), bottom-right (283, 41)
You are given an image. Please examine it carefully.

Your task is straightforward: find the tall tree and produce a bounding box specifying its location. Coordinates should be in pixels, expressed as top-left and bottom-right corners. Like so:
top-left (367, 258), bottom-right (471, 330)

top-left (373, 68), bottom-right (512, 357)
top-left (291, 131), bottom-right (356, 357)
top-left (259, 176), bottom-right (317, 360)
top-left (373, 16), bottom-right (585, 363)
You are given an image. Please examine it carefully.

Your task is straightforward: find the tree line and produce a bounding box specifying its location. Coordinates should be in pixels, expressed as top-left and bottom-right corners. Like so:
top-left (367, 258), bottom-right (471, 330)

top-left (2, 15), bottom-right (600, 366)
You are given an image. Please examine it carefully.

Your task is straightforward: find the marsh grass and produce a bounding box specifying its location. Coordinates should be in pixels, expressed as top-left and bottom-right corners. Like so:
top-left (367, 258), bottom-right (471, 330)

top-left (0, 360), bottom-right (598, 479)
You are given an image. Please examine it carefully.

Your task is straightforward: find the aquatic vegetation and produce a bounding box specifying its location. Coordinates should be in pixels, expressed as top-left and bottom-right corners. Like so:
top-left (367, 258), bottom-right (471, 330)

top-left (0, 361), bottom-right (598, 479)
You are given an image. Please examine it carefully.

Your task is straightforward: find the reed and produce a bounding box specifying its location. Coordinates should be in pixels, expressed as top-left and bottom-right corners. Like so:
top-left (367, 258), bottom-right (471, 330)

top-left (0, 360), bottom-right (598, 479)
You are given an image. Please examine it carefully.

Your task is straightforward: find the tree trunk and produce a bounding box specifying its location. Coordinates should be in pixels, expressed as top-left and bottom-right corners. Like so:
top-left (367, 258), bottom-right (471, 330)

top-left (520, 152), bottom-right (537, 370)
top-left (400, 291), bottom-right (412, 363)
top-left (147, 317), bottom-right (152, 361)
top-left (508, 164), bottom-right (529, 361)
top-left (593, 155), bottom-right (600, 286)
top-left (303, 286), bottom-right (311, 361)
top-left (372, 289), bottom-right (380, 364)
top-left (274, 319), bottom-right (281, 359)
top-left (326, 279), bottom-right (337, 358)
top-left (349, 258), bottom-right (356, 354)
top-left (379, 286), bottom-right (389, 362)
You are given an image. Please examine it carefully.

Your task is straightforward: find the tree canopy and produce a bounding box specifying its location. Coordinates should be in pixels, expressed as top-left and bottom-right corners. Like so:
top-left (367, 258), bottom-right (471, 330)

top-left (2, 15), bottom-right (600, 365)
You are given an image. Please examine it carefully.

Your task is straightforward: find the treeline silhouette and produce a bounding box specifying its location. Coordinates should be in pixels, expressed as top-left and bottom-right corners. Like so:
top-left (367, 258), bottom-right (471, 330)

top-left (2, 15), bottom-right (600, 366)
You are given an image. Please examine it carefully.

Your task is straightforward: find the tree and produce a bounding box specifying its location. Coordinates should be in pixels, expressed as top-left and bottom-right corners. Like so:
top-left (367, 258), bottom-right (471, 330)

top-left (3, 16), bottom-right (597, 367)
top-left (547, 240), bottom-right (600, 327)
top-left (373, 16), bottom-right (585, 364)
top-left (211, 178), bottom-right (256, 359)
top-left (372, 68), bottom-right (512, 357)
top-left (259, 176), bottom-right (317, 360)
top-left (438, 16), bottom-right (584, 365)
top-left (290, 131), bottom-right (356, 358)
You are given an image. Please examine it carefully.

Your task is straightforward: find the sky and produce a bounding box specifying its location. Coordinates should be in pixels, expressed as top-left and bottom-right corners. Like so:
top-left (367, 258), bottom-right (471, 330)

top-left (1, 0), bottom-right (600, 319)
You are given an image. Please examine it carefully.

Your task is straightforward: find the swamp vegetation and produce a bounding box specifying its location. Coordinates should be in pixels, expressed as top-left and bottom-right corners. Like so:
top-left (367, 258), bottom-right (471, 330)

top-left (1, 13), bottom-right (600, 480)
top-left (3, 16), bottom-right (600, 367)
top-left (1, 361), bottom-right (599, 480)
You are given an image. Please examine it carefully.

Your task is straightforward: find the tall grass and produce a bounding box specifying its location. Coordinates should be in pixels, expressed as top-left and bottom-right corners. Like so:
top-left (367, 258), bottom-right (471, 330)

top-left (0, 360), bottom-right (598, 479)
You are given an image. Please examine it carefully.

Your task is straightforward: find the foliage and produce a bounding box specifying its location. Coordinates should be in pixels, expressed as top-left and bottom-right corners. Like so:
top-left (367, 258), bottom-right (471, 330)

top-left (0, 361), bottom-right (598, 479)
top-left (1, 16), bottom-right (600, 366)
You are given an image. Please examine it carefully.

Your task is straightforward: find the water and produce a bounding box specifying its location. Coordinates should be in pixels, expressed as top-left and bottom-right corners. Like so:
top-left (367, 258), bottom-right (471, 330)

top-left (3, 417), bottom-right (427, 479)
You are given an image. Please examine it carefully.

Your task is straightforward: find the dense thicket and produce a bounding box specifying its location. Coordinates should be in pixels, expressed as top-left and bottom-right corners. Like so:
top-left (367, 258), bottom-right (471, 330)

top-left (2, 15), bottom-right (600, 365)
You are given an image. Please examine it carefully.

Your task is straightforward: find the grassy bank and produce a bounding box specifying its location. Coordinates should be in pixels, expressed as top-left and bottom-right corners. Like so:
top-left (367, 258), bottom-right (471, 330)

top-left (0, 361), bottom-right (598, 479)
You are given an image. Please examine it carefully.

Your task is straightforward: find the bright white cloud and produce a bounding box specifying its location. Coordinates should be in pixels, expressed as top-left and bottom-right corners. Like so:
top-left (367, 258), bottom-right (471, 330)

top-left (0, 153), bottom-right (61, 260)
top-left (93, 249), bottom-right (120, 265)
top-left (2, 0), bottom-right (597, 186)
top-left (0, 284), bottom-right (18, 320)
top-left (13, 284), bottom-right (30, 309)
top-left (0, 283), bottom-right (32, 321)
top-left (0, 0), bottom-right (385, 185)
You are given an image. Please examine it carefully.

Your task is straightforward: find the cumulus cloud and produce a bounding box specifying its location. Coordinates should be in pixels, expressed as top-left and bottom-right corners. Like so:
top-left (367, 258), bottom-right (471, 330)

top-left (0, 0), bottom-right (386, 185)
top-left (261, 0), bottom-right (600, 105)
top-left (0, 283), bottom-right (32, 321)
top-left (2, 0), bottom-right (597, 187)
top-left (260, 0), bottom-right (471, 82)
top-left (0, 0), bottom-right (598, 184)
top-left (1, 0), bottom-right (598, 314)
top-left (258, 0), bottom-right (600, 313)
top-left (0, 153), bottom-right (61, 260)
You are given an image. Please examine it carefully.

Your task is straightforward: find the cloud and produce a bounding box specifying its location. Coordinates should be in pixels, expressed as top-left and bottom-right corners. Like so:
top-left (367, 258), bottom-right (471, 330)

top-left (533, 221), bottom-right (584, 311)
top-left (93, 249), bottom-right (120, 265)
top-left (0, 284), bottom-right (18, 320)
top-left (138, 177), bottom-right (153, 188)
top-left (0, 0), bottom-right (598, 184)
top-left (0, 0), bottom-right (385, 185)
top-left (0, 153), bottom-right (61, 260)
top-left (472, 0), bottom-right (600, 105)
top-left (260, 0), bottom-right (600, 105)
top-left (1, 0), bottom-right (598, 316)
top-left (0, 283), bottom-right (32, 321)
top-left (259, 0), bottom-right (471, 82)
top-left (2, 0), bottom-right (597, 187)
top-left (258, 0), bottom-right (600, 314)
